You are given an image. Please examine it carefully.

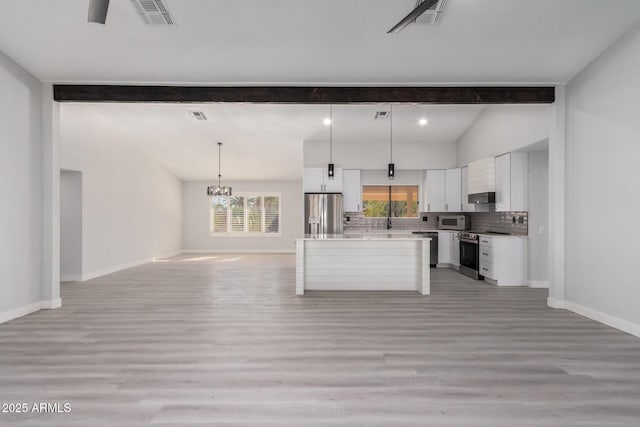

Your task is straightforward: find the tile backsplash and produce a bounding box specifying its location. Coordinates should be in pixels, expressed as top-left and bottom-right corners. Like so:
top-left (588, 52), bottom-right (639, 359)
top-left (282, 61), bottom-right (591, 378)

top-left (344, 209), bottom-right (528, 235)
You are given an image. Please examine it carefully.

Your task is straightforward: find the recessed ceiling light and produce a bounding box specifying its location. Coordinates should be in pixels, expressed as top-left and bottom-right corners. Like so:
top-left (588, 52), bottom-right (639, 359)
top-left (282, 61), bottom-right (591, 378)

top-left (419, 118), bottom-right (429, 126)
top-left (323, 118), bottom-right (332, 126)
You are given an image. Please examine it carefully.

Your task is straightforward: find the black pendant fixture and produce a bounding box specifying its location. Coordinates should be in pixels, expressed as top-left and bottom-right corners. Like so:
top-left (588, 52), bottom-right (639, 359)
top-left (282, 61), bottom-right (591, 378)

top-left (388, 104), bottom-right (395, 179)
top-left (327, 105), bottom-right (335, 180)
top-left (206, 142), bottom-right (232, 196)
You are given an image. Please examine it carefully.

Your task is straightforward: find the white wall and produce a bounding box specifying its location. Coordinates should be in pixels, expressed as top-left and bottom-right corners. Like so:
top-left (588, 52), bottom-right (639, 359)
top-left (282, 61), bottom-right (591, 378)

top-left (456, 105), bottom-right (552, 166)
top-left (526, 150), bottom-right (549, 285)
top-left (60, 113), bottom-right (183, 279)
top-left (563, 23), bottom-right (640, 334)
top-left (183, 181), bottom-right (303, 252)
top-left (304, 139), bottom-right (456, 170)
top-left (0, 50), bottom-right (44, 322)
top-left (60, 170), bottom-right (83, 281)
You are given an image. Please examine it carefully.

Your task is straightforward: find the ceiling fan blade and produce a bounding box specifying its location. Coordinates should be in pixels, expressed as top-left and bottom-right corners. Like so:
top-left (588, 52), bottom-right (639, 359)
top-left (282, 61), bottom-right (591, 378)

top-left (88, 0), bottom-right (110, 24)
top-left (387, 0), bottom-right (439, 34)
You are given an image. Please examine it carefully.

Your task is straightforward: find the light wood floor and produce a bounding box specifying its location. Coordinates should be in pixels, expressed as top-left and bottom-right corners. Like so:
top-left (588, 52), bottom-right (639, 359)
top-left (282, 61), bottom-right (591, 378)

top-left (2, 254), bottom-right (640, 426)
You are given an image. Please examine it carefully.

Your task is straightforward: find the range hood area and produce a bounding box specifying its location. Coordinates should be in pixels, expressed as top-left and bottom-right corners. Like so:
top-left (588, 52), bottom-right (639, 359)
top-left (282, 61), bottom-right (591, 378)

top-left (467, 157), bottom-right (496, 204)
top-left (468, 192), bottom-right (496, 204)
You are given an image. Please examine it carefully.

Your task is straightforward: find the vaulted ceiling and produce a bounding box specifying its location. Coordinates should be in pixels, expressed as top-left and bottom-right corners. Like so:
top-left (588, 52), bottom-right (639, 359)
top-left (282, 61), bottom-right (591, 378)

top-left (1, 0), bottom-right (639, 84)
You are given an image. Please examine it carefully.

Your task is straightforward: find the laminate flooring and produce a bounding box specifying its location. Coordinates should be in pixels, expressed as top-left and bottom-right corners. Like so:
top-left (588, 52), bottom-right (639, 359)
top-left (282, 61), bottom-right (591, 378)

top-left (1, 253), bottom-right (640, 426)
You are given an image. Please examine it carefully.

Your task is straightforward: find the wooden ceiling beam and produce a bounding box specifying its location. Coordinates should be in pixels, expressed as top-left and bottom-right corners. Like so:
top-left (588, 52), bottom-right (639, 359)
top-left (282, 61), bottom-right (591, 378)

top-left (53, 85), bottom-right (555, 104)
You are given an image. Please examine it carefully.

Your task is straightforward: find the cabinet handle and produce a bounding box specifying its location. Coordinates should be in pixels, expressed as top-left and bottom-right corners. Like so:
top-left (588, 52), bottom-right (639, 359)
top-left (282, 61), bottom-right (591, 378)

top-left (446, 204), bottom-right (448, 211)
top-left (482, 252), bottom-right (489, 256)
top-left (428, 204), bottom-right (430, 211)
top-left (461, 204), bottom-right (463, 211)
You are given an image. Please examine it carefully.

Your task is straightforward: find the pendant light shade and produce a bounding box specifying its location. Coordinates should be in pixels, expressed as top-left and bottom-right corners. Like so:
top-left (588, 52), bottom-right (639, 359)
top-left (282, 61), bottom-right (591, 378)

top-left (388, 163), bottom-right (395, 178)
top-left (388, 104), bottom-right (395, 180)
top-left (327, 104), bottom-right (335, 180)
top-left (207, 142), bottom-right (232, 196)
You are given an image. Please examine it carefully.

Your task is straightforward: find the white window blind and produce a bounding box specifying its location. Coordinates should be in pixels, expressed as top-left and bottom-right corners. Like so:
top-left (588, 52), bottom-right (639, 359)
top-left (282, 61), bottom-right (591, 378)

top-left (210, 193), bottom-right (281, 236)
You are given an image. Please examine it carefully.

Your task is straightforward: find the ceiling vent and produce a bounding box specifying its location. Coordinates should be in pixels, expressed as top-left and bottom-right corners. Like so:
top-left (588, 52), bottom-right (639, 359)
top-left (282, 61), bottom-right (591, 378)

top-left (130, 0), bottom-right (175, 25)
top-left (189, 111), bottom-right (207, 121)
top-left (374, 111), bottom-right (390, 120)
top-left (414, 0), bottom-right (447, 24)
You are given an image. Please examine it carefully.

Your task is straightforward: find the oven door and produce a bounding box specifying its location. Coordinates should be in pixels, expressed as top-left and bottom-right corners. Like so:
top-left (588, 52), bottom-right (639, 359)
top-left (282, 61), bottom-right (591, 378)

top-left (459, 239), bottom-right (482, 279)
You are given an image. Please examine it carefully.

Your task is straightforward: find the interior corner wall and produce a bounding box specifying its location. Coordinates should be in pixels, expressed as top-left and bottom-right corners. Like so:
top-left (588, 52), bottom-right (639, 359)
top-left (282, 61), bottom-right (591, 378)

top-left (455, 105), bottom-right (552, 167)
top-left (564, 22), bottom-right (640, 334)
top-left (0, 50), bottom-right (44, 322)
top-left (527, 151), bottom-right (549, 285)
top-left (60, 112), bottom-right (183, 280)
top-left (60, 170), bottom-right (83, 281)
top-left (182, 181), bottom-right (303, 252)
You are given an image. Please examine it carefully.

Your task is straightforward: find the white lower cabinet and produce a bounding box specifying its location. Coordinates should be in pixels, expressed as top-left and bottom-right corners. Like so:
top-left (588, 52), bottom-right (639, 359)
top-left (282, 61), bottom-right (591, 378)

top-left (479, 235), bottom-right (527, 286)
top-left (437, 231), bottom-right (452, 265)
top-left (450, 232), bottom-right (460, 268)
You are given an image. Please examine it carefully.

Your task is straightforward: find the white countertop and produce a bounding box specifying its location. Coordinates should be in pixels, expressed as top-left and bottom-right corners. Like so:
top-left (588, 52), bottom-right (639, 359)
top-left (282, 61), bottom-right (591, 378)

top-left (298, 234), bottom-right (430, 241)
top-left (342, 229), bottom-right (527, 238)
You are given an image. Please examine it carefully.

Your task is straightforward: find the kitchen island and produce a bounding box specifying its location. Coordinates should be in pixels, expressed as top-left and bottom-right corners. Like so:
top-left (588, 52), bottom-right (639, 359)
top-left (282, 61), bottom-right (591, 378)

top-left (295, 234), bottom-right (430, 295)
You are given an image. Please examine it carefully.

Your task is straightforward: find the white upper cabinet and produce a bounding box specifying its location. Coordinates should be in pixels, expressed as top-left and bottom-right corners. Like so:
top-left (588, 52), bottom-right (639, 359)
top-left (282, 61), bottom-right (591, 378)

top-left (424, 170), bottom-right (446, 212)
top-left (445, 168), bottom-right (462, 212)
top-left (495, 152), bottom-right (528, 212)
top-left (342, 170), bottom-right (361, 212)
top-left (304, 167), bottom-right (343, 193)
top-left (324, 167), bottom-right (343, 192)
top-left (461, 166), bottom-right (475, 212)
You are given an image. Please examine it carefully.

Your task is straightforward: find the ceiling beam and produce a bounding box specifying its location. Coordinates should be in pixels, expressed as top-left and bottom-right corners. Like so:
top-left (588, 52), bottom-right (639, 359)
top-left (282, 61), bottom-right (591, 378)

top-left (53, 85), bottom-right (555, 104)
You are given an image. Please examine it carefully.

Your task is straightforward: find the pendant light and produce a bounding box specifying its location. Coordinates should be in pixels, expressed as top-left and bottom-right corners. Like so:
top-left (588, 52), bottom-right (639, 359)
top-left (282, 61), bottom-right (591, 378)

top-left (388, 104), bottom-right (395, 179)
top-left (206, 142), bottom-right (232, 196)
top-left (327, 104), bottom-right (335, 179)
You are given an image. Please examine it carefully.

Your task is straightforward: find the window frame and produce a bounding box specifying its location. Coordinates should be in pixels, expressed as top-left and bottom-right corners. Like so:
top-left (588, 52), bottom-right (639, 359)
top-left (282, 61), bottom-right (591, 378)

top-left (362, 185), bottom-right (420, 219)
top-left (209, 192), bottom-right (282, 237)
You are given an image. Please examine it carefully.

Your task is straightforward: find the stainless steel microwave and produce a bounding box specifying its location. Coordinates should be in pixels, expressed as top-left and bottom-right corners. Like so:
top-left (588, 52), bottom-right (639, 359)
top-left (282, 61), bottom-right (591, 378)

top-left (438, 215), bottom-right (470, 231)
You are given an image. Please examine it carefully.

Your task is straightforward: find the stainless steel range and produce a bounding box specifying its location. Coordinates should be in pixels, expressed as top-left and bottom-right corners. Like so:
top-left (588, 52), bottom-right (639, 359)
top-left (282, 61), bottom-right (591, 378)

top-left (458, 231), bottom-right (483, 280)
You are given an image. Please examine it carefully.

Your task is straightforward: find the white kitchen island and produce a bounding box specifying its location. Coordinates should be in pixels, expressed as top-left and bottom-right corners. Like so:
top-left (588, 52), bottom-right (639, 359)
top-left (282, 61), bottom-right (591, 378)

top-left (295, 234), bottom-right (430, 295)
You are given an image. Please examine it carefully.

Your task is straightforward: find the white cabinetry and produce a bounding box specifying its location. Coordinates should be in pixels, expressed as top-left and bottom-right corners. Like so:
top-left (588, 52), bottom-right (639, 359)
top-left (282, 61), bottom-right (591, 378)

top-left (461, 166), bottom-right (475, 212)
top-left (342, 170), bottom-right (361, 212)
top-left (304, 167), bottom-right (343, 193)
top-left (495, 152), bottom-right (528, 212)
top-left (450, 232), bottom-right (460, 268)
top-left (424, 170), bottom-right (445, 212)
top-left (479, 235), bottom-right (527, 286)
top-left (437, 231), bottom-right (452, 265)
top-left (445, 168), bottom-right (462, 212)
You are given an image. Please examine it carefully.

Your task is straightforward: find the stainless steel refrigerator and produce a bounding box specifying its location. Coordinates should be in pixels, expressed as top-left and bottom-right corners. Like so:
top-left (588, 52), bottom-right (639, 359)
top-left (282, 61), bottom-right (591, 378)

top-left (304, 193), bottom-right (343, 235)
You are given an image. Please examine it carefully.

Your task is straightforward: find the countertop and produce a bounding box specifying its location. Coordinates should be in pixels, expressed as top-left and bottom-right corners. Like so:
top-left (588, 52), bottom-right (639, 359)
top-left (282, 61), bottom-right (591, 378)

top-left (297, 234), bottom-right (430, 241)
top-left (342, 229), bottom-right (528, 238)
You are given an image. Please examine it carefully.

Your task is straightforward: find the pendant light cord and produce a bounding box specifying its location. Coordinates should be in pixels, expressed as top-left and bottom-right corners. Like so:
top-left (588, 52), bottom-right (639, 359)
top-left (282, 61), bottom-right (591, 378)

top-left (329, 105), bottom-right (333, 163)
top-left (217, 142), bottom-right (222, 188)
top-left (389, 104), bottom-right (393, 162)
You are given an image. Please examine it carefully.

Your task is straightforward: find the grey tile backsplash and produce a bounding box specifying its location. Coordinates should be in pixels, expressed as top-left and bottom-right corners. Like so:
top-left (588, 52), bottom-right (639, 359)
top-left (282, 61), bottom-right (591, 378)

top-left (344, 209), bottom-right (528, 235)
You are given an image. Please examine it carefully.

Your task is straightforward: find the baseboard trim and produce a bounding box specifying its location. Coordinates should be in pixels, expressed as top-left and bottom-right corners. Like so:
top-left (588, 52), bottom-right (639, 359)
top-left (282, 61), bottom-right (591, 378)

top-left (529, 280), bottom-right (550, 288)
top-left (182, 249), bottom-right (295, 254)
top-left (61, 274), bottom-right (82, 282)
top-left (82, 250), bottom-right (183, 281)
top-left (547, 297), bottom-right (566, 309)
top-left (564, 300), bottom-right (640, 338)
top-left (0, 298), bottom-right (63, 324)
top-left (41, 298), bottom-right (62, 309)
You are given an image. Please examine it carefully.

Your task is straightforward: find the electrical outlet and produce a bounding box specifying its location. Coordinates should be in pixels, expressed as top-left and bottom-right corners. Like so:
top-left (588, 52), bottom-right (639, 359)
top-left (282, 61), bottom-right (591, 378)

top-left (512, 216), bottom-right (516, 223)
top-left (538, 226), bottom-right (544, 234)
top-left (346, 216), bottom-right (350, 222)
top-left (518, 216), bottom-right (524, 224)
top-left (422, 216), bottom-right (428, 221)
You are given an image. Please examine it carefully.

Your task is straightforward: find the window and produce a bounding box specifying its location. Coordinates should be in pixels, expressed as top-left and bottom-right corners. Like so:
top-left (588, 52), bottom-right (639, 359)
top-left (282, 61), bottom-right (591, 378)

top-left (362, 185), bottom-right (419, 218)
top-left (210, 193), bottom-right (281, 236)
